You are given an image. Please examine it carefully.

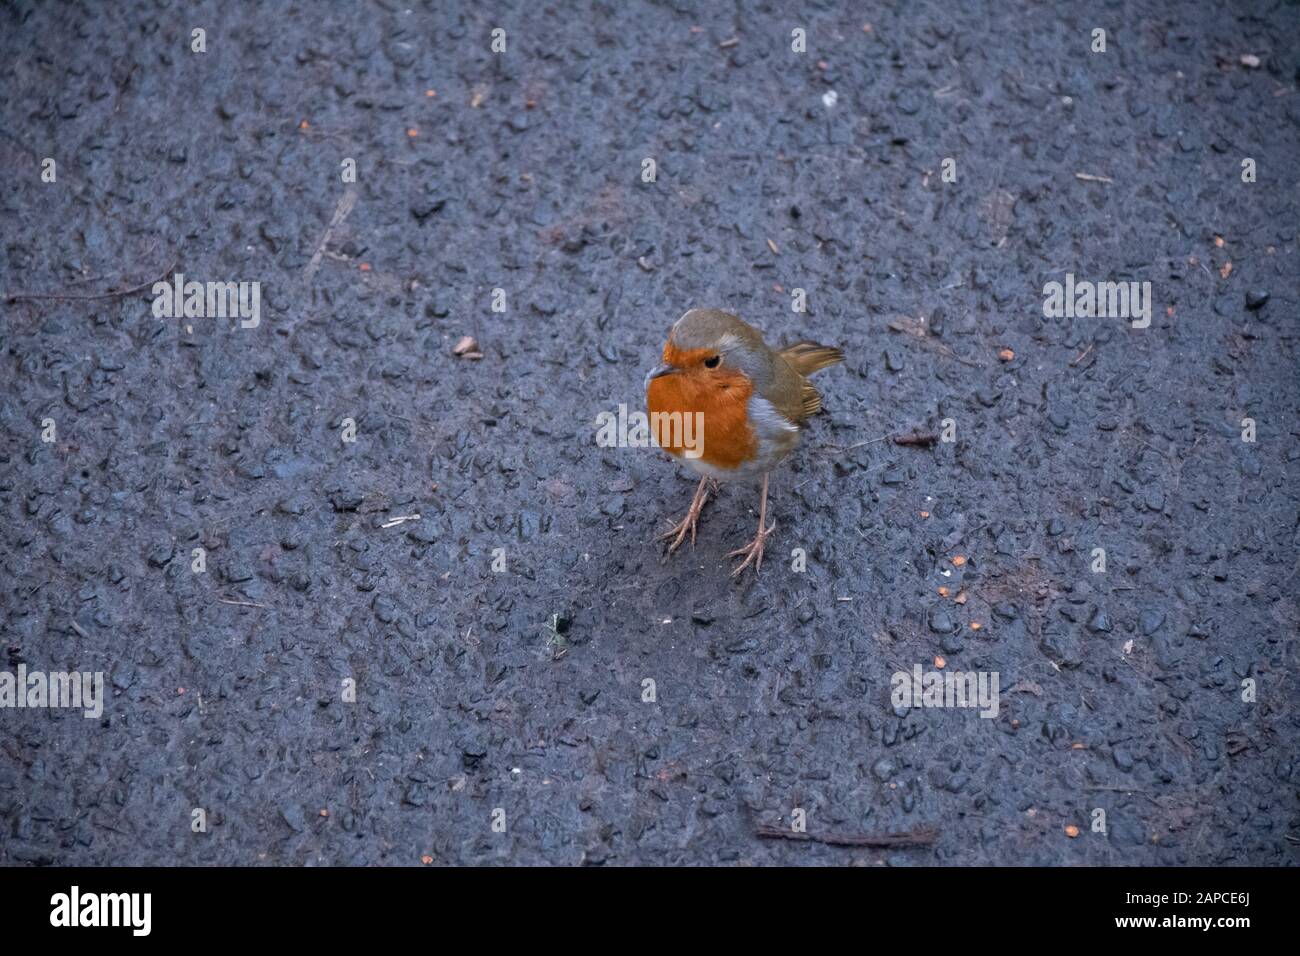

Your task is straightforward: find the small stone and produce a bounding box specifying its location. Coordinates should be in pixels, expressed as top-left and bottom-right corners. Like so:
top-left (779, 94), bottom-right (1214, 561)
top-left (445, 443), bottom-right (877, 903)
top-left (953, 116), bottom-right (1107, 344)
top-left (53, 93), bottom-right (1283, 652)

top-left (1088, 609), bottom-right (1113, 633)
top-left (281, 805), bottom-right (306, 832)
top-left (406, 520), bottom-right (438, 544)
top-left (1245, 290), bottom-right (1270, 310)
top-left (373, 596), bottom-right (398, 623)
top-left (930, 610), bottom-right (956, 634)
top-left (146, 539), bottom-right (174, 568)
top-left (1112, 748), bottom-right (1135, 771)
top-left (460, 741), bottom-right (487, 769)
top-left (1139, 608), bottom-right (1166, 636)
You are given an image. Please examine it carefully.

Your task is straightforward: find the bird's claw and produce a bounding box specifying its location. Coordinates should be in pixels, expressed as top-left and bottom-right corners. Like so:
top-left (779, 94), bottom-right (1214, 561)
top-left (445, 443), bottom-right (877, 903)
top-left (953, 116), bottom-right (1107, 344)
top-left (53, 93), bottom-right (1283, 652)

top-left (660, 510), bottom-right (699, 553)
top-left (729, 521), bottom-right (775, 576)
top-left (660, 479), bottom-right (713, 555)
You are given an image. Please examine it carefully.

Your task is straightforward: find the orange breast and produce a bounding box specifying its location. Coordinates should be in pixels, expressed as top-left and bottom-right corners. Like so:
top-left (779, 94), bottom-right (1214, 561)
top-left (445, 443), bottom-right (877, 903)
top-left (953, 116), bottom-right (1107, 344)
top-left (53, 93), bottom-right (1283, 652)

top-left (646, 366), bottom-right (757, 470)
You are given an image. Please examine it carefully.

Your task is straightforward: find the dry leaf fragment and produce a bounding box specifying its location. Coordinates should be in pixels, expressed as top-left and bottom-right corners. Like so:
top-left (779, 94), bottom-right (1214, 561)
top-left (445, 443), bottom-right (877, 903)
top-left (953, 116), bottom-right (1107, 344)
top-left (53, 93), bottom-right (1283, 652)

top-left (951, 555), bottom-right (966, 567)
top-left (452, 335), bottom-right (483, 359)
top-left (1064, 825), bottom-right (1080, 838)
top-left (1219, 261), bottom-right (1233, 279)
top-left (998, 348), bottom-right (1015, 362)
top-left (934, 656), bottom-right (946, 669)
top-left (954, 591), bottom-right (968, 605)
top-left (1006, 680), bottom-right (1043, 696)
top-left (887, 315), bottom-right (928, 337)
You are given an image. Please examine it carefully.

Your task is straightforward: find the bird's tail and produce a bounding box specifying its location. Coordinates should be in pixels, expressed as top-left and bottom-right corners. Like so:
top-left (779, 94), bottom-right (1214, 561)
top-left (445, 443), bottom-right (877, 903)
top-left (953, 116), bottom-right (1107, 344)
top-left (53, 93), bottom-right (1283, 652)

top-left (779, 341), bottom-right (844, 377)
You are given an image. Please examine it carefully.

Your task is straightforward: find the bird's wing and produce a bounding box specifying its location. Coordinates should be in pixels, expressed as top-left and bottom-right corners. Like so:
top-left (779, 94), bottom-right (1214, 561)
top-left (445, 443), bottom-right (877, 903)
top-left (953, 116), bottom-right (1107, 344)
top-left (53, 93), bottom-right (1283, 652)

top-left (776, 341), bottom-right (844, 420)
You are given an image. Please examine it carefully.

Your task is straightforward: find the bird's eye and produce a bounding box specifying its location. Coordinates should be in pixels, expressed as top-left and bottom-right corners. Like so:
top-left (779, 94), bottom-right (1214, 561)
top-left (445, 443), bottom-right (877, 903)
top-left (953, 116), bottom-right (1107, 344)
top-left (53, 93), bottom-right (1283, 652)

top-left (704, 355), bottom-right (721, 368)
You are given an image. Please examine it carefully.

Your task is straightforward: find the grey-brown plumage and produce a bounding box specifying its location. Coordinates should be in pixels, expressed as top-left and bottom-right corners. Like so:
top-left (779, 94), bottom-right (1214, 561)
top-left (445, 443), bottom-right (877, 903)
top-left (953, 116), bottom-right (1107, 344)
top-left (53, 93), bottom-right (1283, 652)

top-left (668, 309), bottom-right (843, 424)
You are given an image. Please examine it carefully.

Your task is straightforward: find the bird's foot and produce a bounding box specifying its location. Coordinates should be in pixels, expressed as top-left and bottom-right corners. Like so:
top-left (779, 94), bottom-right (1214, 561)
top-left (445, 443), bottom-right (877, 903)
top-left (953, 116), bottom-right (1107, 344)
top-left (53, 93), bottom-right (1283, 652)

top-left (660, 479), bottom-right (713, 554)
top-left (729, 520), bottom-right (775, 576)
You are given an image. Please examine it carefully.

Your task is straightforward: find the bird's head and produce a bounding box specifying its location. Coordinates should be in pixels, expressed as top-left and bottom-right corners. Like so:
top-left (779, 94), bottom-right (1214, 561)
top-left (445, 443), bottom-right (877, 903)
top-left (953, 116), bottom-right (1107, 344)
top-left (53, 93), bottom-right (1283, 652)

top-left (644, 309), bottom-right (770, 399)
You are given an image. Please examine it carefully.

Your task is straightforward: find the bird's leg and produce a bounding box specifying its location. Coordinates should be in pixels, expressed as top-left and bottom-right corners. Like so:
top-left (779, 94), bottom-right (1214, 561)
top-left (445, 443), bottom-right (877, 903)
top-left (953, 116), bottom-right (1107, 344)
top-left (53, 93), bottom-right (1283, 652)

top-left (660, 476), bottom-right (712, 553)
top-left (730, 472), bottom-right (775, 576)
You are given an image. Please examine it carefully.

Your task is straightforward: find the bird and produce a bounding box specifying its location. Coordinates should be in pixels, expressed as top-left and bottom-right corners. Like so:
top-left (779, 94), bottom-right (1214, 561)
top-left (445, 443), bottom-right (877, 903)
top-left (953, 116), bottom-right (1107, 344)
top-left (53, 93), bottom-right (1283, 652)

top-left (645, 309), bottom-right (844, 575)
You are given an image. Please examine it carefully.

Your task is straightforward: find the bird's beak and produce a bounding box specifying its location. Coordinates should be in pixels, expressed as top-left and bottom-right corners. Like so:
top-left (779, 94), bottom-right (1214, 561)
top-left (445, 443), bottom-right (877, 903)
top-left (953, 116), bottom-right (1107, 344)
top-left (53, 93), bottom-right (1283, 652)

top-left (644, 363), bottom-right (675, 390)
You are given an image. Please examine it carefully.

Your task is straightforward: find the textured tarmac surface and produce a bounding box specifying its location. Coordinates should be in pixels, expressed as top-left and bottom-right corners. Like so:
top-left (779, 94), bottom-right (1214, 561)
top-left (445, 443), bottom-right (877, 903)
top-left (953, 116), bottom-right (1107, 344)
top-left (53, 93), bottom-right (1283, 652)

top-left (1, 0), bottom-right (1297, 865)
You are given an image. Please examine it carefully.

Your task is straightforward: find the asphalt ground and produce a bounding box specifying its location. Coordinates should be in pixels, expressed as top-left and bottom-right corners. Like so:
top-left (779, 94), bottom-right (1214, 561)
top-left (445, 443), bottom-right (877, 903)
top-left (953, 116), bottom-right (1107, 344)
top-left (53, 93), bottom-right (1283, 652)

top-left (1, 0), bottom-right (1297, 864)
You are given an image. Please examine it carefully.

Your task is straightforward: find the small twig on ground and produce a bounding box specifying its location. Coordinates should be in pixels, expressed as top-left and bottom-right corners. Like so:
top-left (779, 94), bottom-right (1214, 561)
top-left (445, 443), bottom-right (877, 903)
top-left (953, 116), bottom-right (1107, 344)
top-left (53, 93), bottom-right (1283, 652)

top-left (380, 514), bottom-right (421, 528)
top-left (1075, 172), bottom-right (1114, 183)
top-left (6, 256), bottom-right (176, 304)
top-left (69, 619), bottom-right (89, 639)
top-left (821, 435), bottom-right (889, 453)
top-left (217, 597), bottom-right (267, 609)
top-left (1070, 342), bottom-right (1095, 366)
top-left (756, 824), bottom-right (938, 848)
top-left (893, 431), bottom-right (939, 447)
top-left (304, 188), bottom-right (358, 281)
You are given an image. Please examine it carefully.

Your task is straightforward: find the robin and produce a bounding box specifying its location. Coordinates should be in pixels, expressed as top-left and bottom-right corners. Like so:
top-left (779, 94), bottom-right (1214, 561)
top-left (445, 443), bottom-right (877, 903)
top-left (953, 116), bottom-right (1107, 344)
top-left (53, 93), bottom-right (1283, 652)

top-left (645, 309), bottom-right (844, 575)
